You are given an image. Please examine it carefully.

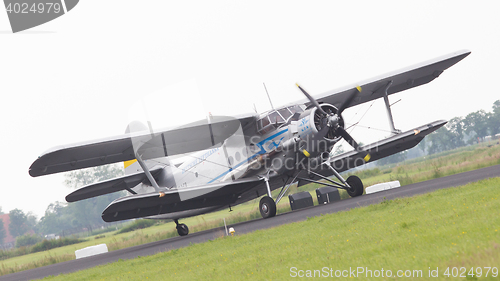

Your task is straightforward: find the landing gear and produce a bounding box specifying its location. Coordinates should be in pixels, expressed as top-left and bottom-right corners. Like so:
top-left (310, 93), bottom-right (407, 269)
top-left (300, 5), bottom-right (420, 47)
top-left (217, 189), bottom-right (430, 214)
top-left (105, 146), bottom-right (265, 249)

top-left (295, 163), bottom-right (365, 198)
top-left (259, 196), bottom-right (277, 218)
top-left (174, 219), bottom-right (189, 236)
top-left (259, 174), bottom-right (278, 219)
top-left (346, 175), bottom-right (363, 197)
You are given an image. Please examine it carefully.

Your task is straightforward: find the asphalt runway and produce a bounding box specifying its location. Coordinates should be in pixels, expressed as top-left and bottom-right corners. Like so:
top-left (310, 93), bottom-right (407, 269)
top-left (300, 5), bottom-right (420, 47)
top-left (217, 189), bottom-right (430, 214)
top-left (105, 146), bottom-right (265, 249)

top-left (3, 164), bottom-right (500, 281)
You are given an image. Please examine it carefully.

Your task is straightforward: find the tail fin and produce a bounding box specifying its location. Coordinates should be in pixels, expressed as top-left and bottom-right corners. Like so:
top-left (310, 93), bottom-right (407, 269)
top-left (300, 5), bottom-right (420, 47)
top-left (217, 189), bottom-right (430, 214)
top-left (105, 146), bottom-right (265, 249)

top-left (124, 159), bottom-right (140, 175)
top-left (123, 121), bottom-right (148, 175)
top-left (122, 121), bottom-right (177, 189)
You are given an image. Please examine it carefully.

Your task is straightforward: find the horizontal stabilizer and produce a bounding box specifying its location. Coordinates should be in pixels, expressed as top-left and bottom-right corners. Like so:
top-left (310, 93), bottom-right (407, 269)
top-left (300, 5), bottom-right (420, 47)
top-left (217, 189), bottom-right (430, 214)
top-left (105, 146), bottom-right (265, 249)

top-left (65, 167), bottom-right (162, 202)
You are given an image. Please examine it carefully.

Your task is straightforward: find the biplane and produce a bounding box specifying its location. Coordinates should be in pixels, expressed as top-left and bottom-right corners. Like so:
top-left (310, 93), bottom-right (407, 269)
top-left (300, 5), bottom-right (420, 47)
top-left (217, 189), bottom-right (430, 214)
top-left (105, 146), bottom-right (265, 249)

top-left (29, 50), bottom-right (470, 236)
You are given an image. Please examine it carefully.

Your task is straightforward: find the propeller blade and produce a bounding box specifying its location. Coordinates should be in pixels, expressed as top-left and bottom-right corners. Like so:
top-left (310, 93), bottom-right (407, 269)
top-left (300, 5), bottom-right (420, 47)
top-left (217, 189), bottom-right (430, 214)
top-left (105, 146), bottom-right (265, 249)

top-left (296, 83), bottom-right (328, 115)
top-left (336, 126), bottom-right (371, 162)
top-left (336, 126), bottom-right (360, 150)
top-left (337, 86), bottom-right (362, 115)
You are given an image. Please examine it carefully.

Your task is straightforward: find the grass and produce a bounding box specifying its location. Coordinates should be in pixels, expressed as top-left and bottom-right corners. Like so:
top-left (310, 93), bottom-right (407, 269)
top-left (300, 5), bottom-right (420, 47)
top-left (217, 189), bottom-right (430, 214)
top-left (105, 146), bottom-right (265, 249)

top-left (294, 142), bottom-right (500, 199)
top-left (0, 254), bottom-right (74, 276)
top-left (0, 200), bottom-right (292, 276)
top-left (114, 219), bottom-right (156, 234)
top-left (0, 237), bottom-right (85, 264)
top-left (351, 140), bottom-right (500, 188)
top-left (40, 177), bottom-right (500, 280)
top-left (1, 141), bottom-right (499, 276)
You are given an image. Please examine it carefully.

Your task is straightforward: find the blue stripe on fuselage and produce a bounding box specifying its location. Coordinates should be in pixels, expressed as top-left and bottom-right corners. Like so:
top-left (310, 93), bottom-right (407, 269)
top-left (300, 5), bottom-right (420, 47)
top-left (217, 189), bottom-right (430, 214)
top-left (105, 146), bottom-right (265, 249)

top-left (207, 128), bottom-right (289, 183)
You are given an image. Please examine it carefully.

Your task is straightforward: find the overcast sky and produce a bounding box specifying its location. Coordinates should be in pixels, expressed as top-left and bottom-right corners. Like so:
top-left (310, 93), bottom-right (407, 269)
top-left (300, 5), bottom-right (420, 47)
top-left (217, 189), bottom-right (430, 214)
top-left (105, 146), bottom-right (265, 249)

top-left (0, 1), bottom-right (498, 218)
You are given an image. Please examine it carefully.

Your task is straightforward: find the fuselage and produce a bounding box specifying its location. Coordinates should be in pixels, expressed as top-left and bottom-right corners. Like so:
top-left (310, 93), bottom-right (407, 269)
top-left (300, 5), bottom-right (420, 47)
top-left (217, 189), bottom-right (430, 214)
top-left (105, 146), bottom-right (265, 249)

top-left (127, 103), bottom-right (335, 196)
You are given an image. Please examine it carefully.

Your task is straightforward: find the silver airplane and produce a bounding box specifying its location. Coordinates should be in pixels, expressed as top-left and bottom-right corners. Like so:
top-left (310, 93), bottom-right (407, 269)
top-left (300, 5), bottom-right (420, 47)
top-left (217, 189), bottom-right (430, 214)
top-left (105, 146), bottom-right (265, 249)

top-left (29, 50), bottom-right (470, 236)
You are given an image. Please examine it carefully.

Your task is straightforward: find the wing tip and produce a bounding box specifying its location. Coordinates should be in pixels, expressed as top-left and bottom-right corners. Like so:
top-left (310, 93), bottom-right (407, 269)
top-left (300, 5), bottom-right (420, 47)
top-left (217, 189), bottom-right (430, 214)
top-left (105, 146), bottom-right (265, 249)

top-left (454, 49), bottom-right (472, 61)
top-left (457, 49), bottom-right (472, 55)
top-left (28, 167), bottom-right (43, 177)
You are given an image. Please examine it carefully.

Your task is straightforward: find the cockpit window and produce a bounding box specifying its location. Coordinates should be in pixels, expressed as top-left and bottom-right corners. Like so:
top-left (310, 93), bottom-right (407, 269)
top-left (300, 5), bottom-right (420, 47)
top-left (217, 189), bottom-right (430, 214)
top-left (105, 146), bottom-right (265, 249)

top-left (288, 105), bottom-right (304, 115)
top-left (257, 105), bottom-right (304, 134)
top-left (260, 116), bottom-right (270, 128)
top-left (268, 111), bottom-right (285, 124)
top-left (278, 108), bottom-right (292, 120)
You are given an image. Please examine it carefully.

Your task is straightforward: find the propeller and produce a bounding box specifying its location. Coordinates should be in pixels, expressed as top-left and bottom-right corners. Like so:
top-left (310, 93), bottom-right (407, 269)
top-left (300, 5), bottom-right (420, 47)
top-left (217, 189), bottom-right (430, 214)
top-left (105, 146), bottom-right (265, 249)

top-left (296, 84), bottom-right (370, 162)
top-left (296, 84), bottom-right (327, 115)
top-left (337, 86), bottom-right (362, 115)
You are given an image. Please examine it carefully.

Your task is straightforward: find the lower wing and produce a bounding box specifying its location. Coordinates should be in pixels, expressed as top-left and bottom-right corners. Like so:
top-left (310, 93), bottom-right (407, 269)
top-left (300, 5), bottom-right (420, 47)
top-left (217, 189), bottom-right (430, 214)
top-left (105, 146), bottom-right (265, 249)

top-left (101, 176), bottom-right (264, 222)
top-left (312, 120), bottom-right (446, 177)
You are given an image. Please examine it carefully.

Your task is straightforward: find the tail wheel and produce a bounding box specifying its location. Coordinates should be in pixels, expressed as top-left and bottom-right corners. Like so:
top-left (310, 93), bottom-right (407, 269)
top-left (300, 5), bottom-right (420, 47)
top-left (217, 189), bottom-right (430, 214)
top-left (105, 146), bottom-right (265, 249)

top-left (176, 223), bottom-right (189, 236)
top-left (259, 196), bottom-right (277, 219)
top-left (346, 175), bottom-right (363, 197)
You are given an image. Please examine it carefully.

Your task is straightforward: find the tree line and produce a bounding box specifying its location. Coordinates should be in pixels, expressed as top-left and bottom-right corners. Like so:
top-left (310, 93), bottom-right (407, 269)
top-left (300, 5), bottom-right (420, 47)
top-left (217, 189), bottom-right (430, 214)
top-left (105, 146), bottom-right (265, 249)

top-left (423, 100), bottom-right (499, 155)
top-left (1, 165), bottom-right (125, 246)
top-left (375, 100), bottom-right (499, 166)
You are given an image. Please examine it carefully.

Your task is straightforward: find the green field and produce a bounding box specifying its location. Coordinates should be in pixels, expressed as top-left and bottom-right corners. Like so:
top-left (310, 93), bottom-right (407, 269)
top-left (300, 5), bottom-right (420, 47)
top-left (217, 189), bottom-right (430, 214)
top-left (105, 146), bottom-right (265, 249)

top-left (1, 141), bottom-right (499, 276)
top-left (40, 177), bottom-right (500, 280)
top-left (295, 140), bottom-right (500, 200)
top-left (0, 193), bottom-right (294, 275)
top-left (352, 141), bottom-right (500, 188)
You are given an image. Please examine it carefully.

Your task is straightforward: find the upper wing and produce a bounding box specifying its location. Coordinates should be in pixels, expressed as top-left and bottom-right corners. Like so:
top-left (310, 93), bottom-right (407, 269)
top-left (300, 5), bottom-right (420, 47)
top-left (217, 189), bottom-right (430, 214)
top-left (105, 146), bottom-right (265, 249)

top-left (302, 50), bottom-right (471, 110)
top-left (29, 114), bottom-right (257, 177)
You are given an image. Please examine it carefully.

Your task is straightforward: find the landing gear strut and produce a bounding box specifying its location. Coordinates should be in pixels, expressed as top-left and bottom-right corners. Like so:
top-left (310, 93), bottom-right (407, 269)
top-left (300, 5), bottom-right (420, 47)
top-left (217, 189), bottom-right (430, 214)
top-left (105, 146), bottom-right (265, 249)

top-left (296, 162), bottom-right (365, 198)
top-left (174, 219), bottom-right (189, 236)
top-left (259, 175), bottom-right (277, 219)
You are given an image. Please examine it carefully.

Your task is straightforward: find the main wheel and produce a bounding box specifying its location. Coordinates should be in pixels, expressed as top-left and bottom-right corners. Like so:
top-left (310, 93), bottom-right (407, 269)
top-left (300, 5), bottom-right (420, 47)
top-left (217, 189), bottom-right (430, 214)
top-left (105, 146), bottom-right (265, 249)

top-left (346, 175), bottom-right (363, 197)
top-left (176, 223), bottom-right (189, 236)
top-left (259, 196), bottom-right (277, 219)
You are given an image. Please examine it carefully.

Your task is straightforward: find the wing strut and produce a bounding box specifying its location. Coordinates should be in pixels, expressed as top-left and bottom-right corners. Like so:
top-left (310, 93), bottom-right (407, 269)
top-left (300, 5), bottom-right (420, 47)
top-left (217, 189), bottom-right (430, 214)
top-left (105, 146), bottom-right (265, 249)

top-left (379, 81), bottom-right (402, 135)
top-left (136, 154), bottom-right (161, 193)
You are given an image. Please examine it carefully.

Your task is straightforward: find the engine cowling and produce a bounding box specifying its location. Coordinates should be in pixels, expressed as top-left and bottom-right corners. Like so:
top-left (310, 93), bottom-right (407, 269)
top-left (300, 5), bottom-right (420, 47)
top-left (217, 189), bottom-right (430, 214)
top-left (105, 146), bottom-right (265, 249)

top-left (294, 103), bottom-right (345, 158)
top-left (295, 83), bottom-right (369, 161)
top-left (309, 103), bottom-right (344, 142)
